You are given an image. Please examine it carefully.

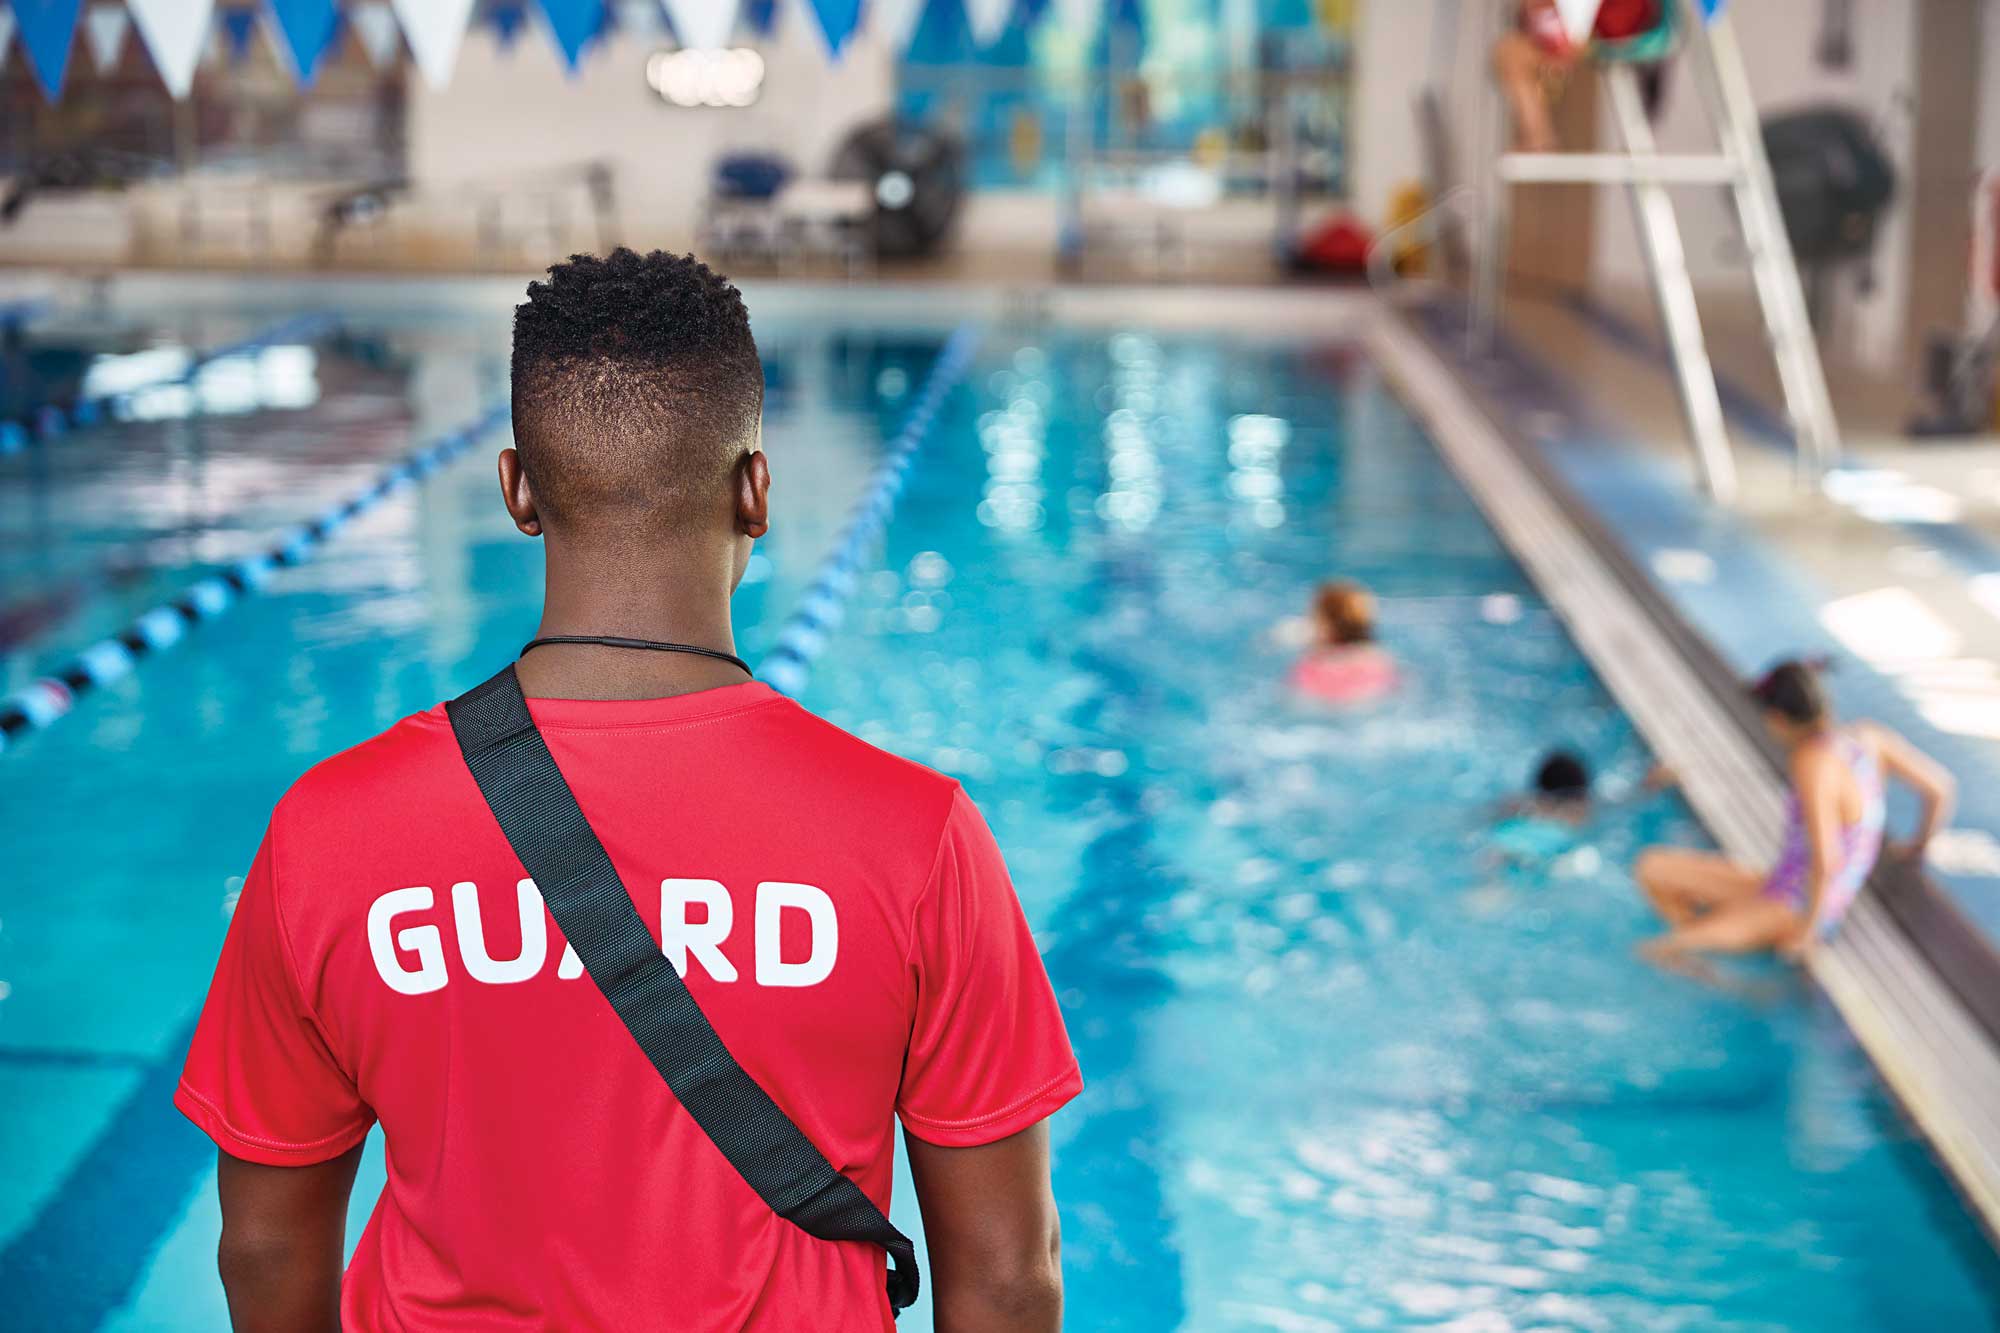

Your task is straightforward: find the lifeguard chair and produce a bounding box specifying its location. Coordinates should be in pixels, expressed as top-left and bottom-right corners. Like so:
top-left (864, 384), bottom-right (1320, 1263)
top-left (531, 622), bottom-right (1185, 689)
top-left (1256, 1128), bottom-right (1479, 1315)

top-left (1471, 0), bottom-right (1839, 503)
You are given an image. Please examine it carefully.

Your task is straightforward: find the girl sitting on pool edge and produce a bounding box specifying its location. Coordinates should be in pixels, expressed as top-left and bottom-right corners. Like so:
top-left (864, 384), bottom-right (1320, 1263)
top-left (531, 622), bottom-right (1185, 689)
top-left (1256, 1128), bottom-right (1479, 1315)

top-left (1288, 580), bottom-right (1398, 704)
top-left (1633, 659), bottom-right (1954, 965)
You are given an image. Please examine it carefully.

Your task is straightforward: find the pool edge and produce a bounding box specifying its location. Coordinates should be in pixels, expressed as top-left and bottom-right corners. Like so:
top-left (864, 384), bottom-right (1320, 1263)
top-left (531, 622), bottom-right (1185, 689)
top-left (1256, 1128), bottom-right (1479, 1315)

top-left (1366, 307), bottom-right (2000, 1249)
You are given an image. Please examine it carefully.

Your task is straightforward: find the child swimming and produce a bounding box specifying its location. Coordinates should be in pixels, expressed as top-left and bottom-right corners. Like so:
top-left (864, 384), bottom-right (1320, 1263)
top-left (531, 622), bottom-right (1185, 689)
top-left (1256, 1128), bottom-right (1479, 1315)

top-left (1288, 580), bottom-right (1397, 705)
top-left (1490, 749), bottom-right (1596, 863)
top-left (1633, 659), bottom-right (1955, 964)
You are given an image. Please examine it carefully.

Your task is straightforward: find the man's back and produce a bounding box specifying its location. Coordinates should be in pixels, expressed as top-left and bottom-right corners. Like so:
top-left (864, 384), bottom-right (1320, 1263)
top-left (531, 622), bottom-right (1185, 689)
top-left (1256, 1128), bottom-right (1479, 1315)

top-left (177, 681), bottom-right (1081, 1330)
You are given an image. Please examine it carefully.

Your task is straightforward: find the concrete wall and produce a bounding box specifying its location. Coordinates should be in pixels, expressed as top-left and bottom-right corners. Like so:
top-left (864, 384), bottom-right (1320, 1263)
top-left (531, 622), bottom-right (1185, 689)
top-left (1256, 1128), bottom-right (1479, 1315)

top-left (1348, 0), bottom-right (1435, 227)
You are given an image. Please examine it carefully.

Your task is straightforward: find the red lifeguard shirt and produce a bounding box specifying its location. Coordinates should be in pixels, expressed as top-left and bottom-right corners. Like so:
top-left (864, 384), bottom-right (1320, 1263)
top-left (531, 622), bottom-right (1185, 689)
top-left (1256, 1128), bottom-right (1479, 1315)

top-left (175, 681), bottom-right (1082, 1331)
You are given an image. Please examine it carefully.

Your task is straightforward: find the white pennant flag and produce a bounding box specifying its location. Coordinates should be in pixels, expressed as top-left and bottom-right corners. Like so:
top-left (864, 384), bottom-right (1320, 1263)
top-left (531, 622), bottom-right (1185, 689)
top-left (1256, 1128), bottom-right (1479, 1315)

top-left (391, 0), bottom-right (477, 88)
top-left (964, 0), bottom-right (1012, 47)
top-left (129, 0), bottom-right (215, 98)
top-left (349, 2), bottom-right (402, 68)
top-left (867, 0), bottom-right (925, 52)
top-left (662, 0), bottom-right (738, 49)
top-left (0, 10), bottom-right (13, 74)
top-left (616, 0), bottom-right (664, 35)
top-left (86, 4), bottom-right (131, 74)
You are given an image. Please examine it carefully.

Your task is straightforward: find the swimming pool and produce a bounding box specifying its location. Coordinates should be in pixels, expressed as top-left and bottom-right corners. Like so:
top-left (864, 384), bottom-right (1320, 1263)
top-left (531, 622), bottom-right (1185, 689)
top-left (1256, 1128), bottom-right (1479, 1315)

top-left (1, 295), bottom-right (1996, 1330)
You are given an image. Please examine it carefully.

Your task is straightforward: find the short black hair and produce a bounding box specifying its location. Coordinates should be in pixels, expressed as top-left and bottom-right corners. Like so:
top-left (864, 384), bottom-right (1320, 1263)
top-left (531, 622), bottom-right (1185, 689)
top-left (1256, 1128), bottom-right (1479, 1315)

top-left (1749, 657), bottom-right (1831, 725)
top-left (511, 248), bottom-right (762, 528)
top-left (1533, 749), bottom-right (1590, 799)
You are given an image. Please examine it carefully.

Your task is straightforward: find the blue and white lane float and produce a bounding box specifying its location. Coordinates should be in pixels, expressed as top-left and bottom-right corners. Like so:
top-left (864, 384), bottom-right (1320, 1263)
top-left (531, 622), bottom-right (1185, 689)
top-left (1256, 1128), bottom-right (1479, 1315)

top-left (0, 402), bottom-right (511, 754)
top-left (0, 311), bottom-right (335, 456)
top-left (757, 325), bottom-right (979, 697)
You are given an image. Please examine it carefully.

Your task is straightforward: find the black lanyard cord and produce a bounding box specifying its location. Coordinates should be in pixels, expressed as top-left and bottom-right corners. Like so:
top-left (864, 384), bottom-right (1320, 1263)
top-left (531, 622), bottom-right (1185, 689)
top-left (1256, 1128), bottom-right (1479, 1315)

top-left (520, 635), bottom-right (752, 678)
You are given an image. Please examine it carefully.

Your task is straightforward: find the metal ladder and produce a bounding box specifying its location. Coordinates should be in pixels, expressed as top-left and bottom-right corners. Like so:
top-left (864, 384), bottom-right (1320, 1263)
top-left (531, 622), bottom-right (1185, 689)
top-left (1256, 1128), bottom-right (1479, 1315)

top-left (1471, 0), bottom-right (1842, 503)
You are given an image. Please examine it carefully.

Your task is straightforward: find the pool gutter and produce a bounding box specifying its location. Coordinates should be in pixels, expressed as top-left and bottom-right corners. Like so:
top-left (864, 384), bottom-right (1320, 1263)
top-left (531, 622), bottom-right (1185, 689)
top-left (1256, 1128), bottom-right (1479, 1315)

top-left (1368, 307), bottom-right (2000, 1246)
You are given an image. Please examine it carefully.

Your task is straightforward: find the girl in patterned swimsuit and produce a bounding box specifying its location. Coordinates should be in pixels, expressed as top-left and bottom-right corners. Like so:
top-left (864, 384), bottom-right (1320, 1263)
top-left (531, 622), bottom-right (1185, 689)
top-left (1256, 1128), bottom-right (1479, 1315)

top-left (1633, 660), bottom-right (1954, 964)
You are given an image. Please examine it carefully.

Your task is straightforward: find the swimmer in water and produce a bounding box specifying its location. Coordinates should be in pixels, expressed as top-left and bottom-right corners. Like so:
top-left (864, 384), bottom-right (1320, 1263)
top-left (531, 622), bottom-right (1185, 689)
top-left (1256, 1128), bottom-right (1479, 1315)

top-left (1288, 580), bottom-right (1397, 704)
top-left (1633, 659), bottom-right (1955, 965)
top-left (1489, 749), bottom-right (1596, 864)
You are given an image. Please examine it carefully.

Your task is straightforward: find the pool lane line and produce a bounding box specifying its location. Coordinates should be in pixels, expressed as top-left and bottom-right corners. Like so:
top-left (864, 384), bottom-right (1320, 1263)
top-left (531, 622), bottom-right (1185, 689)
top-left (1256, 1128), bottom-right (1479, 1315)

top-left (757, 324), bottom-right (980, 696)
top-left (0, 401), bottom-right (510, 755)
top-left (0, 311), bottom-right (335, 456)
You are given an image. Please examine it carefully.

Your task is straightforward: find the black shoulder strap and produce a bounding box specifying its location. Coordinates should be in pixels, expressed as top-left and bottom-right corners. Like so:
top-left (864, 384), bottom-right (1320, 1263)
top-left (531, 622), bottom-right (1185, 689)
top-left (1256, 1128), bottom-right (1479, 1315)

top-left (446, 666), bottom-right (919, 1314)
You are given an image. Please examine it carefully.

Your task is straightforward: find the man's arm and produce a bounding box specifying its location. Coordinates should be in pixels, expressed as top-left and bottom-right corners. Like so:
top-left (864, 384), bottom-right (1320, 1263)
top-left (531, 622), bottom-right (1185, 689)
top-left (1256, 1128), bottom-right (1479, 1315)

top-left (215, 1143), bottom-right (363, 1333)
top-left (905, 1122), bottom-right (1062, 1333)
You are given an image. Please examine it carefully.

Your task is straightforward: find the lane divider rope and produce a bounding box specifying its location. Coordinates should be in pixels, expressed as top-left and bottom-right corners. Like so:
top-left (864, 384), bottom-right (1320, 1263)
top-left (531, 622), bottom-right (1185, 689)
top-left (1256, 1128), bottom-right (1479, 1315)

top-left (757, 324), bottom-right (979, 697)
top-left (0, 402), bottom-right (510, 754)
top-left (0, 311), bottom-right (335, 456)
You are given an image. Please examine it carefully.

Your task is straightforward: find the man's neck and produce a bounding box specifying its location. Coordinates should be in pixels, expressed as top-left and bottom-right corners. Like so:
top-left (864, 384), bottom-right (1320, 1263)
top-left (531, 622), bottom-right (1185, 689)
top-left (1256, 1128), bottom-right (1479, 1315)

top-left (512, 541), bottom-right (748, 702)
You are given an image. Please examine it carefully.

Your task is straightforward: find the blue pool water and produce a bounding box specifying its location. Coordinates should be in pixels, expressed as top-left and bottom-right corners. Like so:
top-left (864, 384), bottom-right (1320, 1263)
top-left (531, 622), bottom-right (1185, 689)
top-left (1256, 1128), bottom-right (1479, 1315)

top-left (1, 301), bottom-right (1996, 1330)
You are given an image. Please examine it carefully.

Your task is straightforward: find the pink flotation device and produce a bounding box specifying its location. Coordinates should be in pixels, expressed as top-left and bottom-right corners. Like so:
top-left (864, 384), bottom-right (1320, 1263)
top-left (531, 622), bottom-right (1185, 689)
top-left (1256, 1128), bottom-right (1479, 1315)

top-left (1290, 647), bottom-right (1398, 704)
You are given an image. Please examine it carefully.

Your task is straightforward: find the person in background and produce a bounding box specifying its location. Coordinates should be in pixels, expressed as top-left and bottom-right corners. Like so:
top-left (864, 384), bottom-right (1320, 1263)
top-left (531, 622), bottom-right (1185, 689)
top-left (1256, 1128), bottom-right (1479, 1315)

top-left (1289, 579), bottom-right (1398, 704)
top-left (1488, 748), bottom-right (1597, 863)
top-left (1494, 0), bottom-right (1664, 151)
top-left (1633, 658), bottom-right (1955, 964)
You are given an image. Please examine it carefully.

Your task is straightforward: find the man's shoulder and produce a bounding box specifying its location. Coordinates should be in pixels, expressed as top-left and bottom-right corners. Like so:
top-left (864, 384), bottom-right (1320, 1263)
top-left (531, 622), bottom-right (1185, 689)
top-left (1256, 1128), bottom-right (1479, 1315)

top-left (271, 704), bottom-right (456, 837)
top-left (756, 696), bottom-right (965, 814)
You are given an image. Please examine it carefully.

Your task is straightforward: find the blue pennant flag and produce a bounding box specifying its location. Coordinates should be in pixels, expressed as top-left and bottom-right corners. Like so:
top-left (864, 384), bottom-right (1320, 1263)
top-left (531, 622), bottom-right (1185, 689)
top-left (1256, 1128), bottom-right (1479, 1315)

top-left (490, 2), bottom-right (529, 50)
top-left (538, 0), bottom-right (606, 69)
top-left (805, 0), bottom-right (860, 55)
top-left (266, 0), bottom-right (339, 82)
top-left (221, 7), bottom-right (259, 62)
top-left (15, 0), bottom-right (84, 102)
top-left (744, 0), bottom-right (778, 37)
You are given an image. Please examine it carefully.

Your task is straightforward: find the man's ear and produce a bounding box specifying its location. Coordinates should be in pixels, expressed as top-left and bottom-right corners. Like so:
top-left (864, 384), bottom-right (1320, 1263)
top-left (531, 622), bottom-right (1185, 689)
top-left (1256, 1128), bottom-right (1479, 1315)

top-left (497, 448), bottom-right (543, 537)
top-left (734, 450), bottom-right (770, 540)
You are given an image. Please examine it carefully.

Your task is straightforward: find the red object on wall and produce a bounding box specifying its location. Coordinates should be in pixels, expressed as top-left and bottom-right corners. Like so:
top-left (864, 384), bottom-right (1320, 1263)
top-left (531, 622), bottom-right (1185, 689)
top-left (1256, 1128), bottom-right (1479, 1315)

top-left (1298, 213), bottom-right (1376, 273)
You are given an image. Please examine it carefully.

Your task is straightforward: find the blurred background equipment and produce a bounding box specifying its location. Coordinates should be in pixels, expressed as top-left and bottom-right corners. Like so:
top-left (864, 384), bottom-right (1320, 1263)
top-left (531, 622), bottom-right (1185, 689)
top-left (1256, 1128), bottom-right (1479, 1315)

top-left (828, 116), bottom-right (965, 260)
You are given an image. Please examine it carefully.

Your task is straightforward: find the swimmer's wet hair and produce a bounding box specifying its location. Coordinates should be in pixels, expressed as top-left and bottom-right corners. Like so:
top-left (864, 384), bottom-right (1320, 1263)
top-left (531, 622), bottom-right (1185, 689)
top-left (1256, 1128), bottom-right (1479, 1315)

top-left (1533, 750), bottom-right (1590, 799)
top-left (1749, 656), bottom-right (1832, 725)
top-left (1314, 580), bottom-right (1377, 646)
top-left (511, 248), bottom-right (762, 529)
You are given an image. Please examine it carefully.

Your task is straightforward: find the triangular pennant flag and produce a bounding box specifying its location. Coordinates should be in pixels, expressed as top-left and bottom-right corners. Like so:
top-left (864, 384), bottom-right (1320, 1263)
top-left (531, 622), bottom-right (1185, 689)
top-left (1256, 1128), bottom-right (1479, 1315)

top-left (130, 0), bottom-right (214, 96)
top-left (963, 0), bottom-right (1009, 46)
top-left (220, 6), bottom-right (258, 61)
top-left (84, 2), bottom-right (129, 72)
top-left (538, 0), bottom-right (604, 68)
top-left (867, 0), bottom-right (924, 51)
top-left (349, 0), bottom-right (400, 67)
top-left (1554, 0), bottom-right (1604, 47)
top-left (15, 0), bottom-right (85, 101)
top-left (490, 2), bottom-right (527, 49)
top-left (266, 0), bottom-right (341, 78)
top-left (744, 0), bottom-right (777, 35)
top-left (803, 0), bottom-right (858, 56)
top-left (614, 0), bottom-right (661, 35)
top-left (390, 0), bottom-right (474, 85)
top-left (266, 0), bottom-right (339, 83)
top-left (0, 11), bottom-right (15, 73)
top-left (661, 0), bottom-right (735, 49)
